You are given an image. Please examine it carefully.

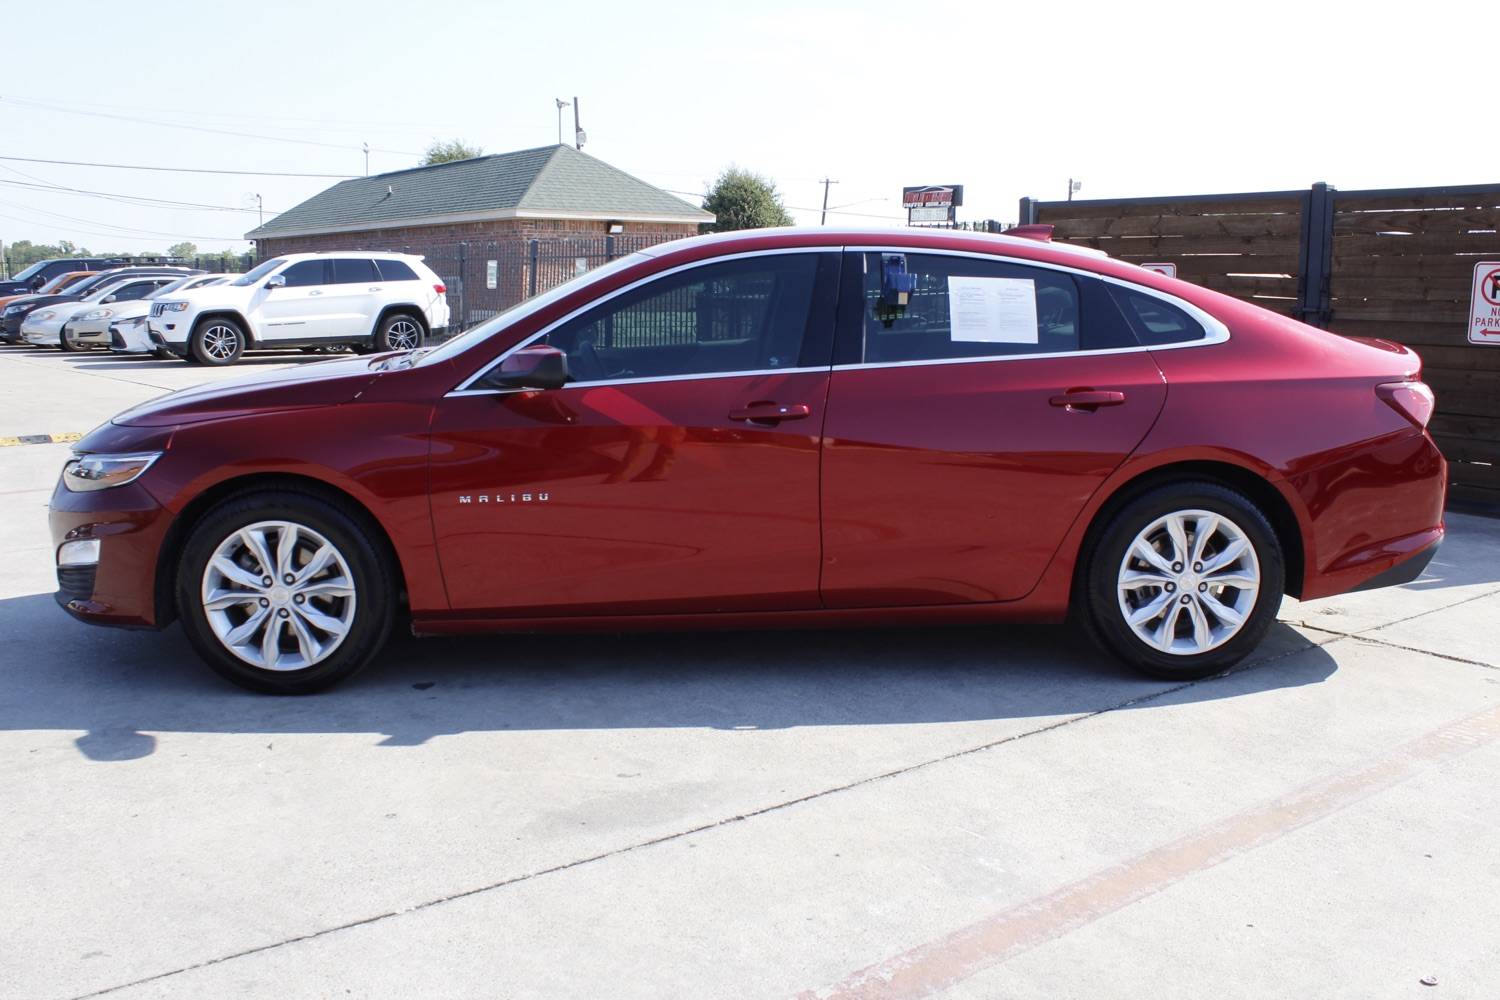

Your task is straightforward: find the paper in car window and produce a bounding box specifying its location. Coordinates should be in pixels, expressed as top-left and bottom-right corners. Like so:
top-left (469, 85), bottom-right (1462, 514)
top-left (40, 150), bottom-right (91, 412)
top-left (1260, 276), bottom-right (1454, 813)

top-left (947, 276), bottom-right (1038, 344)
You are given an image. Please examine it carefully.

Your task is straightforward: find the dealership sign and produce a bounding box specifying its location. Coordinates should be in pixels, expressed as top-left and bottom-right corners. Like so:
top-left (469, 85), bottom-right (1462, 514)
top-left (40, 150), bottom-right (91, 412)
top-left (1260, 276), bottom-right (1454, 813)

top-left (902, 185), bottom-right (964, 208)
top-left (904, 185), bottom-right (963, 225)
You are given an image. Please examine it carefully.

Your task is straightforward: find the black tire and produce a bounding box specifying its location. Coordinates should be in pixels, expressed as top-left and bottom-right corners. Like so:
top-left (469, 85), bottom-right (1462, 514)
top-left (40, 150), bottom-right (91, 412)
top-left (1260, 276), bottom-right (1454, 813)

top-left (191, 317), bottom-right (245, 365)
top-left (150, 348), bottom-right (177, 361)
top-left (373, 313), bottom-right (423, 352)
top-left (175, 490), bottom-right (396, 694)
top-left (59, 331), bottom-right (89, 353)
top-left (1079, 481), bottom-right (1284, 681)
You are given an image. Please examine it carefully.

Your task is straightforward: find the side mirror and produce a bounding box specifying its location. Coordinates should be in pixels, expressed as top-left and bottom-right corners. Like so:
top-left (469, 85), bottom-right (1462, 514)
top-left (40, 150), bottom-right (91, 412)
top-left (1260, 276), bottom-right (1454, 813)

top-left (102, 295), bottom-right (117, 303)
top-left (265, 274), bottom-right (287, 289)
top-left (481, 345), bottom-right (570, 390)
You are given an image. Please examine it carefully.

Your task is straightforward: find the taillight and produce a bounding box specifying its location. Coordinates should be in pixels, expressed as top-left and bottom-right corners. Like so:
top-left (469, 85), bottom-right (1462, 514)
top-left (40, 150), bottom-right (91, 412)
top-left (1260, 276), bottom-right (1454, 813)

top-left (433, 283), bottom-right (446, 294)
top-left (1376, 381), bottom-right (1435, 429)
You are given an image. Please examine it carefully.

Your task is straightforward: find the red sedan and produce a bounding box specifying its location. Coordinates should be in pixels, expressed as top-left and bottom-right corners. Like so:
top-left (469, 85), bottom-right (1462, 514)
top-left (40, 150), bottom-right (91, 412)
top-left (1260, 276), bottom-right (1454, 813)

top-left (49, 228), bottom-right (1446, 693)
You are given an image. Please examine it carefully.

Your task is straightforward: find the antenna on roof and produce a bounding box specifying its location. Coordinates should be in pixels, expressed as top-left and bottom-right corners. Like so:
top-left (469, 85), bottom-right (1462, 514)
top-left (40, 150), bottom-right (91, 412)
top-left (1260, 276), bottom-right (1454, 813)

top-left (555, 98), bottom-right (570, 145)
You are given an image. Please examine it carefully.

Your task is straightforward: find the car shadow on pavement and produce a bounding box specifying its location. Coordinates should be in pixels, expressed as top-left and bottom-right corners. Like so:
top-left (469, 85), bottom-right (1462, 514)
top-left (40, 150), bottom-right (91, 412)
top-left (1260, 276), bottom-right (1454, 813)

top-left (67, 353), bottom-right (338, 372)
top-left (0, 591), bottom-right (1337, 760)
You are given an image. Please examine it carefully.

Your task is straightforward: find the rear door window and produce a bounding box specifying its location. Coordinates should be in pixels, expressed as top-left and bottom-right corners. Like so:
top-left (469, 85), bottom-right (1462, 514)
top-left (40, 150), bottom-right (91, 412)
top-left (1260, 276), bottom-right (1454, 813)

top-left (854, 252), bottom-right (1081, 363)
top-left (331, 258), bottom-right (380, 284)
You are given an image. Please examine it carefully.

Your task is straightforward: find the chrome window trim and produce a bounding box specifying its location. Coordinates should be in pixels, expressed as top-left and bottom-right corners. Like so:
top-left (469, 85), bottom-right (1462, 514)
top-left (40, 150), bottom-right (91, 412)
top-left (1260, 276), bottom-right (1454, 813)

top-left (840, 244), bottom-right (1231, 361)
top-left (449, 248), bottom-right (841, 396)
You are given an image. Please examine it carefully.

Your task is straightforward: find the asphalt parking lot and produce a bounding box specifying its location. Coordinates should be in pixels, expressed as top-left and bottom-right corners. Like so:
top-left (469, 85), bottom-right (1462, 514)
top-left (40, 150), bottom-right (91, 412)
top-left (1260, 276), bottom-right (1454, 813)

top-left (2, 345), bottom-right (1498, 1000)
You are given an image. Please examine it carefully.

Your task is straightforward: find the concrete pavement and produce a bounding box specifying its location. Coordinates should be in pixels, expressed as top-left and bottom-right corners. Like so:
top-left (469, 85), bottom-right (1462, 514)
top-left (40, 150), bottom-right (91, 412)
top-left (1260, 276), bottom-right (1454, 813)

top-left (1, 345), bottom-right (1496, 999)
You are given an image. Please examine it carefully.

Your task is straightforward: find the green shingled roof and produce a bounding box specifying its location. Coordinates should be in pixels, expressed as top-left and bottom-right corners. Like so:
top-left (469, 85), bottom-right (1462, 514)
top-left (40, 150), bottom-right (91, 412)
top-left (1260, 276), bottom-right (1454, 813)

top-left (247, 144), bottom-right (711, 239)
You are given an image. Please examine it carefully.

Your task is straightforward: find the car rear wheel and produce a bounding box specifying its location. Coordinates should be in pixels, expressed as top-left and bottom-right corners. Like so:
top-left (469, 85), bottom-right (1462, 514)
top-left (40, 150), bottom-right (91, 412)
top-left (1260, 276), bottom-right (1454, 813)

top-left (176, 490), bottom-right (396, 694)
top-left (1080, 481), bottom-right (1283, 681)
top-left (191, 318), bottom-right (245, 365)
top-left (373, 313), bottom-right (423, 352)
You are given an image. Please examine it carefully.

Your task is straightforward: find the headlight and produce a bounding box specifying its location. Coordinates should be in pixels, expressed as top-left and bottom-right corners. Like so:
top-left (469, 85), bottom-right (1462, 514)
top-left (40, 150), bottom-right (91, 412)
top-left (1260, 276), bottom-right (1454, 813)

top-left (81, 309), bottom-right (114, 321)
top-left (4, 304), bottom-right (26, 316)
top-left (157, 301), bottom-right (190, 313)
top-left (62, 452), bottom-right (162, 492)
top-left (117, 316), bottom-right (146, 328)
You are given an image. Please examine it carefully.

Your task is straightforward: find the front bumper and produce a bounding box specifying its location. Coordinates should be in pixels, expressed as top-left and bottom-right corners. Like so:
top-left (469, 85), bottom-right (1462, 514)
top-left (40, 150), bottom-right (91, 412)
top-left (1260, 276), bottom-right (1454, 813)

top-left (49, 477), bottom-right (175, 629)
top-left (65, 320), bottom-right (113, 346)
top-left (20, 320), bottom-right (62, 346)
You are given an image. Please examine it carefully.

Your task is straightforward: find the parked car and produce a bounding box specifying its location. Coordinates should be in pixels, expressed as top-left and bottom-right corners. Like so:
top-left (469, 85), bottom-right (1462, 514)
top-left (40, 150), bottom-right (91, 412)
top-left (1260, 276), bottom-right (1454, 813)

top-left (50, 226), bottom-right (1446, 694)
top-left (146, 252), bottom-right (449, 364)
top-left (0, 270), bottom-right (98, 314)
top-left (1, 267), bottom-right (202, 343)
top-left (67, 273), bottom-right (237, 352)
top-left (0, 256), bottom-right (126, 296)
top-left (21, 275), bottom-right (193, 350)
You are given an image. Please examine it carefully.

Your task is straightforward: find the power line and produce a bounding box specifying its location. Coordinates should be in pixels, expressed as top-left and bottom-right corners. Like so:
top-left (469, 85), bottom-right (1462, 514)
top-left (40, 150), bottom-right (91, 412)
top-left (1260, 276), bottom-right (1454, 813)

top-left (0, 155), bottom-right (353, 178)
top-left (0, 94), bottom-right (546, 139)
top-left (0, 96), bottom-right (415, 156)
top-left (0, 176), bottom-right (258, 214)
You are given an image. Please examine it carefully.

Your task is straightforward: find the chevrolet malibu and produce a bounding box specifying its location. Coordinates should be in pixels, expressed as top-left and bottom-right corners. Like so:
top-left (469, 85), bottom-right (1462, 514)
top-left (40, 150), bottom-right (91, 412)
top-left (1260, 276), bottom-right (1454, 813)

top-left (50, 227), bottom-right (1446, 694)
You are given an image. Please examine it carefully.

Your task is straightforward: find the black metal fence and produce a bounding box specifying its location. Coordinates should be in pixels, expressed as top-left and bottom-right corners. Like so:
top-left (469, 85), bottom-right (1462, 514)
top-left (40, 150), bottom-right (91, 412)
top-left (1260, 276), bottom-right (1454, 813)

top-left (417, 233), bottom-right (682, 334)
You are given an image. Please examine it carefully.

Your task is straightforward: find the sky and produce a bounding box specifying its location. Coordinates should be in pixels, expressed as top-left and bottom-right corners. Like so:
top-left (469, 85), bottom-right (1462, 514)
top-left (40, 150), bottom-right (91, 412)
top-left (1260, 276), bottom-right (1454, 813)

top-left (0, 0), bottom-right (1486, 259)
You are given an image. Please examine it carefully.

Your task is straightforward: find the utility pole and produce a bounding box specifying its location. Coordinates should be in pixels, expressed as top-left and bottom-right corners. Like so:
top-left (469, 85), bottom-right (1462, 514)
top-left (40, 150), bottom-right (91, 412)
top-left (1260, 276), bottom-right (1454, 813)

top-left (1068, 178), bottom-right (1082, 201)
top-left (819, 178), bottom-right (838, 225)
top-left (573, 97), bottom-right (585, 150)
top-left (363, 143), bottom-right (369, 176)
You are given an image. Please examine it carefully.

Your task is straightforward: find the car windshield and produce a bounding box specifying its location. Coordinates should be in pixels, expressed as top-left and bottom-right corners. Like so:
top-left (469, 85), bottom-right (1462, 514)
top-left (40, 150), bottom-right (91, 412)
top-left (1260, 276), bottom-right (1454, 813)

top-left (148, 275), bottom-right (225, 298)
top-left (36, 273), bottom-right (84, 293)
top-left (10, 261), bottom-right (52, 281)
top-left (230, 259), bottom-right (286, 286)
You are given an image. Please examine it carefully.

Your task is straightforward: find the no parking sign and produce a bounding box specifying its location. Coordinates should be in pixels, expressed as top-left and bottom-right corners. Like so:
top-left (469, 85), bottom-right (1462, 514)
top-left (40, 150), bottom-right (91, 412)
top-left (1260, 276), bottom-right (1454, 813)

top-left (1469, 261), bottom-right (1500, 344)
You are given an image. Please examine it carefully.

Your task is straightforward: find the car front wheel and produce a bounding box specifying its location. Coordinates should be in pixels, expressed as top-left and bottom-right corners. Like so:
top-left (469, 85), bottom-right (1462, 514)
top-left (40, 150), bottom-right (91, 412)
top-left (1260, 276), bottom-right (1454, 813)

top-left (373, 313), bottom-right (423, 352)
top-left (176, 490), bottom-right (396, 694)
top-left (191, 318), bottom-right (245, 365)
top-left (1080, 481), bottom-right (1284, 681)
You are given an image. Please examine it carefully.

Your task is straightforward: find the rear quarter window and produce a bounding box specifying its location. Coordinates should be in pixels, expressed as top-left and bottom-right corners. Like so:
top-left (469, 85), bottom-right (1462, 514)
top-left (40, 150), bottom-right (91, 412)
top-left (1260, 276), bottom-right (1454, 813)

top-left (1109, 285), bottom-right (1208, 345)
top-left (374, 259), bottom-right (419, 282)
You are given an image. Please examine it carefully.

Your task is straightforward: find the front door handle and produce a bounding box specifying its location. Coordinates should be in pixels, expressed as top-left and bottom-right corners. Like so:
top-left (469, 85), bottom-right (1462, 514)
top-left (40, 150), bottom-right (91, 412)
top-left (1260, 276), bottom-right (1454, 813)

top-left (729, 402), bottom-right (811, 424)
top-left (1049, 389), bottom-right (1125, 412)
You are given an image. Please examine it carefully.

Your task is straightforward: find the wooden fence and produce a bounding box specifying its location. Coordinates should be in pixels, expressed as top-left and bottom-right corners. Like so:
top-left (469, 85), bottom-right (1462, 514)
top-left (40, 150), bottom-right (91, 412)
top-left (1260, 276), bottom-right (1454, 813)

top-left (1021, 184), bottom-right (1500, 510)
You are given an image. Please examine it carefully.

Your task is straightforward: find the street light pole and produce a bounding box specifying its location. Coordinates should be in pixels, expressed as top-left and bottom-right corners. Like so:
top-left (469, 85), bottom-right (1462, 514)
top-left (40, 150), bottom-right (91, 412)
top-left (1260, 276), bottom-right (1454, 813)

top-left (555, 99), bottom-right (570, 145)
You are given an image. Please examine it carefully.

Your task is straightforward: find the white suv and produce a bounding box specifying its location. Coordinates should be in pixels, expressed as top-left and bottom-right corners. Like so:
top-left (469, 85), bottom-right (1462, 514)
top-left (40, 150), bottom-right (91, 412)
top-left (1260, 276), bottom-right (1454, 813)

top-left (147, 252), bottom-right (450, 365)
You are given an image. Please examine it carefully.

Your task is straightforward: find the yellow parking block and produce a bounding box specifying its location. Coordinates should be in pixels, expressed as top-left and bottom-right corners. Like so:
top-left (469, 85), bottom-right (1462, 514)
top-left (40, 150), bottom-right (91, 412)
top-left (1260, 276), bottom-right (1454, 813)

top-left (0, 433), bottom-right (83, 447)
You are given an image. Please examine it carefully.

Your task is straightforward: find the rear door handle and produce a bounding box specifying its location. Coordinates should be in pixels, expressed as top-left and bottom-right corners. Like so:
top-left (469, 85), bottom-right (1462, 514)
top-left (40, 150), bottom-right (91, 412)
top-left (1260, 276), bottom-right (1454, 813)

top-left (729, 402), bottom-right (811, 424)
top-left (1049, 390), bottom-right (1126, 412)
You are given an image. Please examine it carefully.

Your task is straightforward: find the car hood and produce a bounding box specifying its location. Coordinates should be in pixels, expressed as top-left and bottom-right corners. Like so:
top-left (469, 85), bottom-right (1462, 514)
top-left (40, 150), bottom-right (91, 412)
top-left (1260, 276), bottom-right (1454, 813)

top-left (112, 355), bottom-right (386, 427)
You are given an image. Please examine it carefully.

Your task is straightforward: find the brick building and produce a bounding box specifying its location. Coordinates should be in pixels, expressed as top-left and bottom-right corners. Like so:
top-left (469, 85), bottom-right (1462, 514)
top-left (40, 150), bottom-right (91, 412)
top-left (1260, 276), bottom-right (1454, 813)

top-left (247, 144), bottom-right (713, 324)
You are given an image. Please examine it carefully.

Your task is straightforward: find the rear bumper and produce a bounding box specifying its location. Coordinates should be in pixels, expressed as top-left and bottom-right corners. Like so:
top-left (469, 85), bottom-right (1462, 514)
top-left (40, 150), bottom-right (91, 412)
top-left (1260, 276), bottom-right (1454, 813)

top-left (1293, 431), bottom-right (1448, 600)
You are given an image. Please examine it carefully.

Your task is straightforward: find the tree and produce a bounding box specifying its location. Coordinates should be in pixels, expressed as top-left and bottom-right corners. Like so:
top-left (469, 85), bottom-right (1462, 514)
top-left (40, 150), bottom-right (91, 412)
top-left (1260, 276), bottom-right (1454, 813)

top-left (699, 166), bottom-right (795, 233)
top-left (421, 139), bottom-right (485, 166)
top-left (168, 242), bottom-right (198, 260)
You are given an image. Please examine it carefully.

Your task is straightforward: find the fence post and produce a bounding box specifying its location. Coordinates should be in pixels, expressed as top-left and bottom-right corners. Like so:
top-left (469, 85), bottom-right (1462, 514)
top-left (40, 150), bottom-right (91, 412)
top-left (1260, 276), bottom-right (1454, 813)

top-left (458, 242), bottom-right (468, 329)
top-left (1294, 182), bottom-right (1335, 328)
top-left (606, 233), bottom-right (616, 261)
top-left (1017, 197), bottom-right (1040, 226)
top-left (528, 240), bottom-right (540, 299)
